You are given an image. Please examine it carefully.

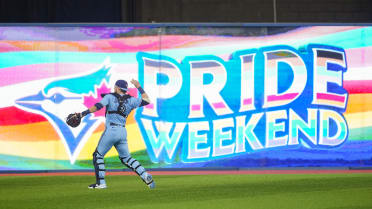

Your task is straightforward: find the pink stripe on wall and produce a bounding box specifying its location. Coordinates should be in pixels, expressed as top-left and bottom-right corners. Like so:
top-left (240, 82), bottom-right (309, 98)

top-left (345, 46), bottom-right (372, 68)
top-left (191, 105), bottom-right (201, 111)
top-left (0, 35), bottom-right (210, 53)
top-left (316, 93), bottom-right (346, 103)
top-left (344, 80), bottom-right (372, 94)
top-left (267, 93), bottom-right (299, 102)
top-left (0, 63), bottom-right (138, 87)
top-left (212, 102), bottom-right (226, 109)
top-left (0, 27), bottom-right (360, 53)
top-left (0, 63), bottom-right (97, 87)
top-left (145, 103), bottom-right (154, 109)
top-left (243, 98), bottom-right (252, 105)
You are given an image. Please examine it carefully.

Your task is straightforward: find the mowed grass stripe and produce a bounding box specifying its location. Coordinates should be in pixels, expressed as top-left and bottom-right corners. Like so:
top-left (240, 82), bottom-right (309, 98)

top-left (0, 174), bottom-right (371, 209)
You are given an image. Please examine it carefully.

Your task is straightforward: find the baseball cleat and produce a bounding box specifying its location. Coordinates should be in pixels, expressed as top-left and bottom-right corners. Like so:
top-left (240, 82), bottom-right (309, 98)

top-left (148, 181), bottom-right (155, 189)
top-left (144, 173), bottom-right (155, 189)
top-left (88, 183), bottom-right (107, 189)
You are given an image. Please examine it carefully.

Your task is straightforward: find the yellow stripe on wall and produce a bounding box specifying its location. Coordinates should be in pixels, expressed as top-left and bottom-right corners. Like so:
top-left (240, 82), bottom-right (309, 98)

top-left (344, 111), bottom-right (372, 129)
top-left (346, 93), bottom-right (372, 114)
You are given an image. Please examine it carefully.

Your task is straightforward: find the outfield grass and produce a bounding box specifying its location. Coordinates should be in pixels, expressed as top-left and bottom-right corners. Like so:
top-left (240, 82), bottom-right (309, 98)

top-left (0, 173), bottom-right (372, 209)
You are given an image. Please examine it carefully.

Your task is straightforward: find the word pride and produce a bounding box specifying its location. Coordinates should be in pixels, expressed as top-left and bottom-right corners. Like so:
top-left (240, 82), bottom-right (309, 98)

top-left (135, 44), bottom-right (348, 163)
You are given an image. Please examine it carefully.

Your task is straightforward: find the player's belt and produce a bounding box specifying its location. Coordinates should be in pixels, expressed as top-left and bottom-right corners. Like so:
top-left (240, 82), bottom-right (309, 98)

top-left (110, 122), bottom-right (125, 127)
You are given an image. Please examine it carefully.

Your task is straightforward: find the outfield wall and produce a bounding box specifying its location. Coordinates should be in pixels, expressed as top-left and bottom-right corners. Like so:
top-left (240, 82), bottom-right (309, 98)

top-left (0, 24), bottom-right (371, 170)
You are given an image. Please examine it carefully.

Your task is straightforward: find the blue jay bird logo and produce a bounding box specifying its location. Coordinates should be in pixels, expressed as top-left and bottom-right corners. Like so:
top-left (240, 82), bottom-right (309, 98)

top-left (14, 60), bottom-right (113, 164)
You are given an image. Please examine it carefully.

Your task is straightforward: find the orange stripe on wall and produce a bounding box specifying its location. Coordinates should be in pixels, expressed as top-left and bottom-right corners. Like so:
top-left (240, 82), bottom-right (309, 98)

top-left (0, 121), bottom-right (60, 141)
top-left (0, 122), bottom-right (106, 142)
top-left (7, 40), bottom-right (88, 51)
top-left (0, 112), bottom-right (136, 142)
top-left (345, 93), bottom-right (372, 114)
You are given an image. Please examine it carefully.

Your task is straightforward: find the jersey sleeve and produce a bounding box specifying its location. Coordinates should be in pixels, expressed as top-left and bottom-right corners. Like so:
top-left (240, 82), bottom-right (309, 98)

top-left (129, 97), bottom-right (142, 109)
top-left (99, 94), bottom-right (111, 106)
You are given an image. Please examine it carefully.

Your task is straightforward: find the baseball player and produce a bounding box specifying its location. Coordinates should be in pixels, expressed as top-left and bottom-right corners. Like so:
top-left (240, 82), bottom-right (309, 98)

top-left (69, 79), bottom-right (154, 189)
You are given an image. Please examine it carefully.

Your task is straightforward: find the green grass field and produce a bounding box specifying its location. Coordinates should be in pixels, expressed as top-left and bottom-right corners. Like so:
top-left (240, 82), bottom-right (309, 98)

top-left (1, 173), bottom-right (372, 209)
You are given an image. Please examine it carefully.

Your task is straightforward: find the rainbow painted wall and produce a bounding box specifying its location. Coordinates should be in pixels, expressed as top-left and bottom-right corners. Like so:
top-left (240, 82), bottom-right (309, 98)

top-left (0, 25), bottom-right (371, 170)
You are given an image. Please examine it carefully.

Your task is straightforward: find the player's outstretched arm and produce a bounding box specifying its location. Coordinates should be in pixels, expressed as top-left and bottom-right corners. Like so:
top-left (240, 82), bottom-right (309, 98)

top-left (78, 94), bottom-right (108, 119)
top-left (78, 105), bottom-right (99, 118)
top-left (66, 105), bottom-right (99, 127)
top-left (67, 93), bottom-right (107, 128)
top-left (131, 79), bottom-right (151, 106)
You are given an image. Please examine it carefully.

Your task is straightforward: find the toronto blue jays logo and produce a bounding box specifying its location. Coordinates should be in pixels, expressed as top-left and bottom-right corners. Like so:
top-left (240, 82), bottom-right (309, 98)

top-left (14, 59), bottom-right (113, 163)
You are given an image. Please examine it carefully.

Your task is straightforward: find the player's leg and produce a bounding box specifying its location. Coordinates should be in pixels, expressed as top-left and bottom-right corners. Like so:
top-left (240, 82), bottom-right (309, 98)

top-left (115, 128), bottom-right (155, 188)
top-left (89, 128), bottom-right (115, 189)
top-left (116, 142), bottom-right (155, 188)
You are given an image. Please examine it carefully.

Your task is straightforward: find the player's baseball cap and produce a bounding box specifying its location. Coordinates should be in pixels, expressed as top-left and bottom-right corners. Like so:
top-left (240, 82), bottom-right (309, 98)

top-left (115, 80), bottom-right (128, 92)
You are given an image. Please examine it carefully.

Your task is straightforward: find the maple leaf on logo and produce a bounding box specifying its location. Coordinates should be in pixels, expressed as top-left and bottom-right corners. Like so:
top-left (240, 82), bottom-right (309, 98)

top-left (83, 82), bottom-right (111, 117)
top-left (83, 82), bottom-right (139, 117)
top-left (127, 88), bottom-right (139, 98)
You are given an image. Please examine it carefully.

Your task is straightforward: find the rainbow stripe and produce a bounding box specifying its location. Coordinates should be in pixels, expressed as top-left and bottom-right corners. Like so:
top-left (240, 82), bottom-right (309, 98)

top-left (0, 25), bottom-right (371, 169)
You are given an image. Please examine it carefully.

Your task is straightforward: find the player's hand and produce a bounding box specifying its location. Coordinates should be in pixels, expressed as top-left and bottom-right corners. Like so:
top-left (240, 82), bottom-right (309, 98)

top-left (131, 79), bottom-right (141, 88)
top-left (72, 112), bottom-right (82, 118)
top-left (66, 112), bottom-right (82, 127)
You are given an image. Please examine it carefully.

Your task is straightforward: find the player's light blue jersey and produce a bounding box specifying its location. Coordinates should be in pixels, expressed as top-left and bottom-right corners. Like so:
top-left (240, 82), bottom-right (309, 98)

top-left (99, 93), bottom-right (142, 126)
